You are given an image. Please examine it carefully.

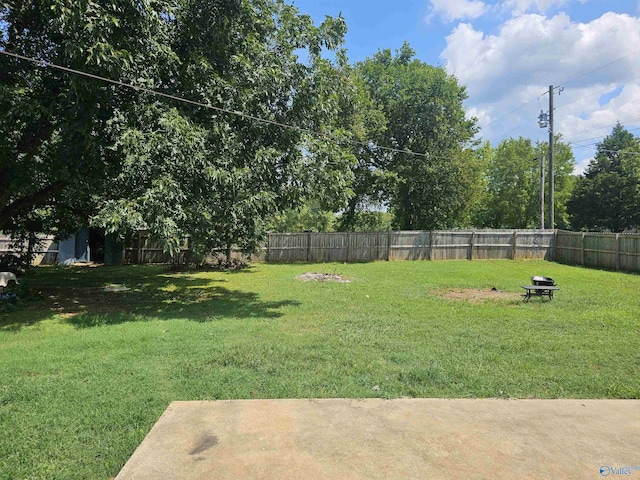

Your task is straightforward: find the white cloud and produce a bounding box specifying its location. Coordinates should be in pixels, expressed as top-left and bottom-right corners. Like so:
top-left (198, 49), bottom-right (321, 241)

top-left (561, 83), bottom-right (640, 173)
top-left (427, 0), bottom-right (487, 23)
top-left (501, 0), bottom-right (568, 16)
top-left (440, 11), bottom-right (640, 173)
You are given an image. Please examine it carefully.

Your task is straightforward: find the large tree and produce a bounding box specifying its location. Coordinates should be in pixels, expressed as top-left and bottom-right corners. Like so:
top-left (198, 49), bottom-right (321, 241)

top-left (343, 43), bottom-right (479, 231)
top-left (474, 136), bottom-right (575, 229)
top-left (1, 0), bottom-right (356, 259)
top-left (568, 123), bottom-right (640, 232)
top-left (476, 137), bottom-right (537, 228)
top-left (1, 0), bottom-right (177, 237)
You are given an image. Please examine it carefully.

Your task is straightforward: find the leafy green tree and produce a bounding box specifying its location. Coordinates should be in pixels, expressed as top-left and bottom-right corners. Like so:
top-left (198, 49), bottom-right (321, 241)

top-left (537, 138), bottom-right (575, 229)
top-left (336, 210), bottom-right (393, 232)
top-left (481, 137), bottom-right (539, 228)
top-left (568, 123), bottom-right (640, 232)
top-left (1, 0), bottom-right (356, 260)
top-left (330, 64), bottom-right (387, 232)
top-left (350, 43), bottom-right (479, 230)
top-left (269, 201), bottom-right (336, 233)
top-left (1, 0), bottom-right (177, 237)
top-left (476, 136), bottom-right (575, 229)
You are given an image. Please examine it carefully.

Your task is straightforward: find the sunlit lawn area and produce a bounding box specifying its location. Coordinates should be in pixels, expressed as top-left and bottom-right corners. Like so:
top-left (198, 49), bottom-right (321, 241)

top-left (1, 260), bottom-right (639, 479)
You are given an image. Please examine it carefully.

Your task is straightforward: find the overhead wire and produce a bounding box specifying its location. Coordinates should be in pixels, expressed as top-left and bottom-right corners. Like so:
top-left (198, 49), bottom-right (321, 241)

top-left (557, 73), bottom-right (640, 110)
top-left (0, 48), bottom-right (439, 160)
top-left (572, 145), bottom-right (640, 156)
top-left (564, 117), bottom-right (640, 144)
top-left (481, 49), bottom-right (640, 141)
top-left (3, 48), bottom-right (638, 160)
top-left (558, 48), bottom-right (640, 87)
top-left (478, 100), bottom-right (532, 130)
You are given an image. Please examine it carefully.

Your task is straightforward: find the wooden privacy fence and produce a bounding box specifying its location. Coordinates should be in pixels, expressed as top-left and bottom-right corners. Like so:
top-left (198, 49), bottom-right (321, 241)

top-left (0, 235), bottom-right (58, 265)
top-left (6, 230), bottom-right (640, 273)
top-left (555, 230), bottom-right (640, 272)
top-left (124, 231), bottom-right (191, 264)
top-left (123, 232), bottom-right (257, 264)
top-left (265, 230), bottom-right (556, 263)
top-left (119, 230), bottom-right (555, 265)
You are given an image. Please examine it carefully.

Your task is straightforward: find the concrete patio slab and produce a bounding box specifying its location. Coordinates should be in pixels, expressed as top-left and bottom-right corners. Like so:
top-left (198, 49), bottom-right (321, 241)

top-left (116, 399), bottom-right (640, 480)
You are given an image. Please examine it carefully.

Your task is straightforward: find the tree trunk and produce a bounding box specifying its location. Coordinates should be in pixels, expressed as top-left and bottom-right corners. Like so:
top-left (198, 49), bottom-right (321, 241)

top-left (226, 241), bottom-right (233, 263)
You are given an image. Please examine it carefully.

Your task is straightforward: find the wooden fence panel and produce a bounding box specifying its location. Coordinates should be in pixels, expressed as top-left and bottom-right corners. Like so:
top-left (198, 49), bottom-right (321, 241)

top-left (472, 231), bottom-right (514, 260)
top-left (124, 232), bottom-right (190, 264)
top-left (348, 232), bottom-right (386, 262)
top-left (555, 230), bottom-right (640, 272)
top-left (309, 233), bottom-right (347, 263)
top-left (555, 231), bottom-right (583, 265)
top-left (584, 233), bottom-right (617, 270)
top-left (619, 235), bottom-right (640, 272)
top-left (265, 233), bottom-right (308, 263)
top-left (390, 231), bottom-right (430, 260)
top-left (0, 235), bottom-right (58, 265)
top-left (265, 230), bottom-right (555, 263)
top-left (514, 231), bottom-right (555, 260)
top-left (431, 231), bottom-right (470, 260)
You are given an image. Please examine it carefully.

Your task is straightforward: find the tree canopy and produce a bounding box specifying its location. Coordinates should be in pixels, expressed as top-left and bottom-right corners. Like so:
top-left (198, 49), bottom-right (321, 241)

top-left (7, 2), bottom-right (605, 260)
top-left (1, 0), bottom-right (178, 236)
top-left (475, 136), bottom-right (575, 229)
top-left (568, 123), bottom-right (640, 232)
top-left (341, 43), bottom-right (480, 231)
top-left (1, 0), bottom-right (358, 258)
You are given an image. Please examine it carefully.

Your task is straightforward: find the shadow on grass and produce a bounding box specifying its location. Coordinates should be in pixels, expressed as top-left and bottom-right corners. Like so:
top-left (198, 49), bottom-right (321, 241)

top-left (0, 265), bottom-right (299, 331)
top-left (67, 286), bottom-right (299, 328)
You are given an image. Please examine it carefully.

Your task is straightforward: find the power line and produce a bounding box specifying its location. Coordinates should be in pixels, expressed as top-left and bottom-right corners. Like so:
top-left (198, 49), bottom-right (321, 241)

top-left (573, 144), bottom-right (640, 156)
top-left (478, 101), bottom-right (531, 130)
top-left (569, 135), bottom-right (612, 146)
top-left (0, 49), bottom-right (437, 160)
top-left (564, 117), bottom-right (640, 143)
top-left (557, 73), bottom-right (640, 110)
top-left (484, 50), bottom-right (640, 140)
top-left (558, 49), bottom-right (640, 87)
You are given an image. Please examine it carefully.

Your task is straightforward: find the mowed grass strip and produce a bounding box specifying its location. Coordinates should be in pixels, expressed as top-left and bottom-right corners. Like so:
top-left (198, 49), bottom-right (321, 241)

top-left (0, 260), bottom-right (639, 479)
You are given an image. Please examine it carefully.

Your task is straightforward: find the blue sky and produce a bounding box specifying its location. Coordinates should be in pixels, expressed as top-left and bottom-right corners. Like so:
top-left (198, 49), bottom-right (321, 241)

top-left (290, 0), bottom-right (640, 173)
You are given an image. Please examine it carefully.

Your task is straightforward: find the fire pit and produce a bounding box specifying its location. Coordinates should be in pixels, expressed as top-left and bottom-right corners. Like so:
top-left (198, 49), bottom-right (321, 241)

top-left (521, 276), bottom-right (559, 302)
top-left (531, 276), bottom-right (556, 287)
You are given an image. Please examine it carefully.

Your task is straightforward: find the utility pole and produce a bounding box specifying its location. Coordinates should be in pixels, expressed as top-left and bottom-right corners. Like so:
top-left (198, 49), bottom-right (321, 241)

top-left (548, 85), bottom-right (554, 230)
top-left (540, 154), bottom-right (545, 230)
top-left (538, 85), bottom-right (563, 229)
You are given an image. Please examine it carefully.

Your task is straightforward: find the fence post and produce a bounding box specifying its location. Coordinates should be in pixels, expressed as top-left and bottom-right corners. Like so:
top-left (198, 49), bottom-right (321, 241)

top-left (581, 232), bottom-right (586, 266)
top-left (616, 233), bottom-right (621, 271)
top-left (267, 233), bottom-right (271, 263)
top-left (346, 232), bottom-right (351, 263)
top-left (512, 230), bottom-right (518, 260)
top-left (307, 231), bottom-right (311, 262)
top-left (553, 229), bottom-right (557, 261)
top-left (429, 230), bottom-right (433, 261)
top-left (138, 231), bottom-right (143, 264)
top-left (387, 230), bottom-right (392, 261)
top-left (468, 231), bottom-right (475, 260)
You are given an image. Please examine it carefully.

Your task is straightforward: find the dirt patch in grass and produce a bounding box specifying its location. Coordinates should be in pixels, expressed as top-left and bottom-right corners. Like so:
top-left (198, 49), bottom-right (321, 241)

top-left (296, 272), bottom-right (351, 283)
top-left (433, 288), bottom-right (522, 303)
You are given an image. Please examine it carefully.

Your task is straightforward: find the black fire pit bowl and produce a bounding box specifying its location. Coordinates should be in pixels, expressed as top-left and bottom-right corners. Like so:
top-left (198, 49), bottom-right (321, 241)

top-left (531, 276), bottom-right (556, 286)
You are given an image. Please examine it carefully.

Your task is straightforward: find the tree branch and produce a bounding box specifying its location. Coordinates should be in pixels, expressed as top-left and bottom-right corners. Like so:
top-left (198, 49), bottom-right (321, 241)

top-left (0, 180), bottom-right (68, 231)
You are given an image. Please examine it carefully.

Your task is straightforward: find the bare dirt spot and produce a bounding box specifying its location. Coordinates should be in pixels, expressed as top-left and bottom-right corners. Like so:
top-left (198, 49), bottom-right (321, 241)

top-left (296, 272), bottom-right (351, 283)
top-left (432, 288), bottom-right (522, 303)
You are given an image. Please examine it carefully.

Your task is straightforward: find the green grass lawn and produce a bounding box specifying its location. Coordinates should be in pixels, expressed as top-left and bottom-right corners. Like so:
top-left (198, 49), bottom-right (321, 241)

top-left (1, 260), bottom-right (639, 479)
